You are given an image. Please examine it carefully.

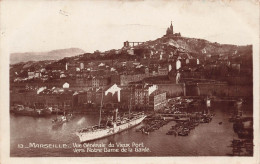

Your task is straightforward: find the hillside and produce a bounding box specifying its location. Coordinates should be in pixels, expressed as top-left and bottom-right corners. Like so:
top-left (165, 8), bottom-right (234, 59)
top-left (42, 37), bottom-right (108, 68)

top-left (10, 48), bottom-right (85, 64)
top-left (150, 36), bottom-right (252, 58)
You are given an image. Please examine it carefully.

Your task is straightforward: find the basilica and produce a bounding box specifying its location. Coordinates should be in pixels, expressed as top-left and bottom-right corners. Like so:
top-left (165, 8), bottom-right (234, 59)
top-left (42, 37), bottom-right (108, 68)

top-left (165, 21), bottom-right (181, 37)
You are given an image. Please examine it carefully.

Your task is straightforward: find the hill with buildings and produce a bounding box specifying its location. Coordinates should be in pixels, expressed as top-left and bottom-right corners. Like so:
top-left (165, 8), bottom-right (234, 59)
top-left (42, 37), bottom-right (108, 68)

top-left (9, 22), bottom-right (253, 112)
top-left (10, 22), bottom-right (253, 88)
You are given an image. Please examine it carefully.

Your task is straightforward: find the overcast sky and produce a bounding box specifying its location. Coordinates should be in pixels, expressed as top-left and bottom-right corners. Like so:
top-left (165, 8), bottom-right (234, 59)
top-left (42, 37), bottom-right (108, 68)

top-left (1, 0), bottom-right (259, 53)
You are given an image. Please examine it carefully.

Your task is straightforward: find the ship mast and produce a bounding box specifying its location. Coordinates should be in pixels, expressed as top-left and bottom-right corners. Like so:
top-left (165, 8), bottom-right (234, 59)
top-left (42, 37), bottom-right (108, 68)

top-left (98, 87), bottom-right (104, 127)
top-left (129, 86), bottom-right (132, 118)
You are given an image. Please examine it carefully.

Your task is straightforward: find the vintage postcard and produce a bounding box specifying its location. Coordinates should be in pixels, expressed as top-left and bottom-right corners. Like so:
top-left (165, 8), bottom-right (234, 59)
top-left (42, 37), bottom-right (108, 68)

top-left (0, 0), bottom-right (259, 164)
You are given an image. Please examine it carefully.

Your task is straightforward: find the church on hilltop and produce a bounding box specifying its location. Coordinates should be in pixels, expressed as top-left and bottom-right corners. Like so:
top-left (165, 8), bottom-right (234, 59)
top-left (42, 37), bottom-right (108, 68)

top-left (165, 21), bottom-right (181, 37)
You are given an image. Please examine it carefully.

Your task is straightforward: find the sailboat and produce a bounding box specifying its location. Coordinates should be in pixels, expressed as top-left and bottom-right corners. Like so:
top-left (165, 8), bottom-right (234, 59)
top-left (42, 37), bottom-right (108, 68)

top-left (75, 84), bottom-right (146, 143)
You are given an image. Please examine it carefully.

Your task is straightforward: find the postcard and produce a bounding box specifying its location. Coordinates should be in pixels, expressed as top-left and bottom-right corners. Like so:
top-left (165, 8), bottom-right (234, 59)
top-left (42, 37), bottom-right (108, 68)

top-left (0, 0), bottom-right (259, 164)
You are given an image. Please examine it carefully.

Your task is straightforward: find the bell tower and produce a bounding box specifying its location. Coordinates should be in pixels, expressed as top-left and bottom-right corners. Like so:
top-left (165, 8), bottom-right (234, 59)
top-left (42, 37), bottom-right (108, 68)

top-left (166, 21), bottom-right (174, 36)
top-left (170, 21), bottom-right (173, 33)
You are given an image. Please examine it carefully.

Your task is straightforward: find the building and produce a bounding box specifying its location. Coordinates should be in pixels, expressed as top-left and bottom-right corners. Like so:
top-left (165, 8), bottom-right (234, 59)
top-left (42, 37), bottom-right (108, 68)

top-left (92, 77), bottom-right (100, 87)
top-left (127, 49), bottom-right (135, 55)
top-left (28, 71), bottom-right (35, 79)
top-left (76, 86), bottom-right (121, 110)
top-left (165, 21), bottom-right (181, 37)
top-left (134, 85), bottom-right (149, 110)
top-left (92, 76), bottom-right (109, 87)
top-left (35, 71), bottom-right (42, 78)
top-left (176, 60), bottom-right (181, 70)
top-left (133, 84), bottom-right (158, 110)
top-left (80, 63), bottom-right (84, 70)
top-left (119, 87), bottom-right (132, 110)
top-left (37, 88), bottom-right (77, 110)
top-left (73, 76), bottom-right (109, 89)
top-left (10, 90), bottom-right (38, 107)
top-left (76, 89), bottom-right (96, 109)
top-left (124, 41), bottom-right (130, 47)
top-left (120, 73), bottom-right (148, 86)
top-left (63, 82), bottom-right (70, 88)
top-left (186, 58), bottom-right (199, 66)
top-left (231, 63), bottom-right (241, 75)
top-left (67, 61), bottom-right (80, 74)
top-left (10, 88), bottom-right (78, 110)
top-left (158, 66), bottom-right (168, 76)
top-left (166, 21), bottom-right (174, 35)
top-left (149, 91), bottom-right (167, 111)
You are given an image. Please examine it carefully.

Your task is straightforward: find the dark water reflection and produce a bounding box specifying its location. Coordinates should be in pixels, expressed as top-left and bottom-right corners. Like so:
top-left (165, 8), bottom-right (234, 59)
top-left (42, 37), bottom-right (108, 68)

top-left (10, 102), bottom-right (253, 157)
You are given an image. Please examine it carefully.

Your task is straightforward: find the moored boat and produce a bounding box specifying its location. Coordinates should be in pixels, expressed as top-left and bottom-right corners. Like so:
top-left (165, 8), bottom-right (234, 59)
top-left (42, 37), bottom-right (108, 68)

top-left (52, 113), bottom-right (73, 127)
top-left (11, 105), bottom-right (52, 117)
top-left (178, 130), bottom-right (189, 136)
top-left (76, 111), bottom-right (146, 143)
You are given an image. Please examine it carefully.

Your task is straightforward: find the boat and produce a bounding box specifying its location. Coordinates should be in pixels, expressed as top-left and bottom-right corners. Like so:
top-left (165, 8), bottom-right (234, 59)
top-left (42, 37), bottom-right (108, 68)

top-left (143, 130), bottom-right (149, 135)
top-left (75, 85), bottom-right (146, 143)
top-left (52, 114), bottom-right (71, 125)
top-left (178, 130), bottom-right (189, 136)
top-left (11, 105), bottom-right (52, 117)
top-left (136, 126), bottom-right (145, 132)
top-left (50, 107), bottom-right (65, 114)
top-left (52, 116), bottom-right (67, 127)
top-left (76, 110), bottom-right (146, 143)
top-left (166, 130), bottom-right (177, 136)
top-left (52, 113), bottom-right (73, 126)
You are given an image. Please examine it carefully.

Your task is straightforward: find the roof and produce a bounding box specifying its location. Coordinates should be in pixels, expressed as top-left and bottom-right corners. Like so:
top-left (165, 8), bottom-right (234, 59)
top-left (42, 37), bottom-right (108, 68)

top-left (150, 90), bottom-right (166, 96)
top-left (38, 88), bottom-right (75, 95)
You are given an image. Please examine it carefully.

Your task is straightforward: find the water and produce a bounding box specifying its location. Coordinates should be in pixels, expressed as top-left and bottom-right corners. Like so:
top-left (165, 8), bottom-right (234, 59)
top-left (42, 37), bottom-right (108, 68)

top-left (10, 102), bottom-right (253, 157)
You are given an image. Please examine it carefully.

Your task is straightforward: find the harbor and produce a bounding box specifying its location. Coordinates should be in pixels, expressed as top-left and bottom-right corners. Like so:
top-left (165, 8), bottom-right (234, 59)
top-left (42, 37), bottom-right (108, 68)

top-left (10, 99), bottom-right (253, 157)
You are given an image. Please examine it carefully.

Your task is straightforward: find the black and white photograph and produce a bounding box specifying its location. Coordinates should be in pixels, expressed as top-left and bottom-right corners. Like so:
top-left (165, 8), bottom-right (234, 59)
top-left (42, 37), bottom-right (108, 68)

top-left (0, 0), bottom-right (259, 163)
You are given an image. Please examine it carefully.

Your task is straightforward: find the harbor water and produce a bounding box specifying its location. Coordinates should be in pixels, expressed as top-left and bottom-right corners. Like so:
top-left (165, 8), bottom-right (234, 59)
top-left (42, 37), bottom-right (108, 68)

top-left (10, 102), bottom-right (253, 157)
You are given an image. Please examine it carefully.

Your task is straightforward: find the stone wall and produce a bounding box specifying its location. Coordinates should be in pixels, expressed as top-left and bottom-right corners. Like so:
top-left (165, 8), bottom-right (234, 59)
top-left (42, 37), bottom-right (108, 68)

top-left (197, 83), bottom-right (252, 97)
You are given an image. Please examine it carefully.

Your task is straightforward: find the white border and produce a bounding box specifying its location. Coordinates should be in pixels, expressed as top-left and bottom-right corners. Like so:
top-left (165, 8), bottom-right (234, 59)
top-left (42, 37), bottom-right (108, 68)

top-left (1, 1), bottom-right (259, 164)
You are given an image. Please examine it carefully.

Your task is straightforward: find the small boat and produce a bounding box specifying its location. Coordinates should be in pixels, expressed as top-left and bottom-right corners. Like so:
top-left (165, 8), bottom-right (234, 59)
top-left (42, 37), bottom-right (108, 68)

top-left (166, 130), bottom-right (175, 135)
top-left (144, 131), bottom-right (149, 135)
top-left (50, 107), bottom-right (65, 114)
top-left (183, 127), bottom-right (190, 133)
top-left (52, 114), bottom-right (73, 127)
top-left (229, 116), bottom-right (241, 122)
top-left (52, 115), bottom-right (67, 123)
top-left (200, 118), bottom-right (210, 123)
top-left (136, 126), bottom-right (144, 132)
top-left (178, 130), bottom-right (189, 136)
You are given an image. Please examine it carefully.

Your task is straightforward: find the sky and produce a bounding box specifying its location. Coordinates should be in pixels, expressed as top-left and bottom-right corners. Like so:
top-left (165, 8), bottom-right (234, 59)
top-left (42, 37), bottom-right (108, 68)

top-left (1, 0), bottom-right (259, 53)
